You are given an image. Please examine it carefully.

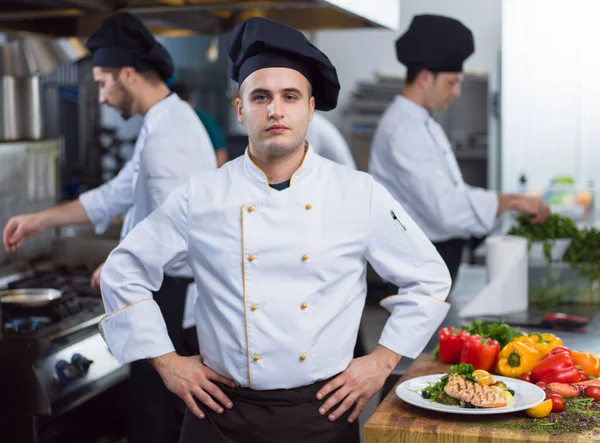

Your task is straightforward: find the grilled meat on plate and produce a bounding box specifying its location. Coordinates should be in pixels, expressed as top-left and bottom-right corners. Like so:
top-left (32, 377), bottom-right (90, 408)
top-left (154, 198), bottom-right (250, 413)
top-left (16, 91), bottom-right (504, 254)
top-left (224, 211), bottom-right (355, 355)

top-left (443, 374), bottom-right (507, 408)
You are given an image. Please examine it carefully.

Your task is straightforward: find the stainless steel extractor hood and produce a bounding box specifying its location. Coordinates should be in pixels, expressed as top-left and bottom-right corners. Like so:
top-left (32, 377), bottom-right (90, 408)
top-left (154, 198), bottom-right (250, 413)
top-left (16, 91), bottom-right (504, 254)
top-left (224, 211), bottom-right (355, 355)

top-left (0, 34), bottom-right (89, 140)
top-left (0, 33), bottom-right (88, 77)
top-left (0, 0), bottom-right (400, 38)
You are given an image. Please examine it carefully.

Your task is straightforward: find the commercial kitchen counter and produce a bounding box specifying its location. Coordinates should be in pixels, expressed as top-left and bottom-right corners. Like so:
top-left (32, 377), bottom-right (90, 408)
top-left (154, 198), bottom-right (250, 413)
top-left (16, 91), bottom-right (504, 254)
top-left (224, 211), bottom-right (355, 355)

top-left (366, 264), bottom-right (600, 442)
top-left (391, 264), bottom-right (600, 378)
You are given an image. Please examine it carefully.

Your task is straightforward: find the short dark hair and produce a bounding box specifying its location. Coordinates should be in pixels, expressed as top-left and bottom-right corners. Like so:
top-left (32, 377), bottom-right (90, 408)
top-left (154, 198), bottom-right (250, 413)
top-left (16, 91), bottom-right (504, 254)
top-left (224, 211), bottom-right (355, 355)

top-left (170, 82), bottom-right (191, 101)
top-left (405, 69), bottom-right (438, 85)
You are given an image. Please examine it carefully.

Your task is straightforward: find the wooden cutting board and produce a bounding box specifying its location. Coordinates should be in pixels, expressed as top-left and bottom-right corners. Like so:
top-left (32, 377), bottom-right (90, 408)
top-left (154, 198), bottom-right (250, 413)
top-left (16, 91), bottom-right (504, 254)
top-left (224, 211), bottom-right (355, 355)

top-left (364, 353), bottom-right (597, 443)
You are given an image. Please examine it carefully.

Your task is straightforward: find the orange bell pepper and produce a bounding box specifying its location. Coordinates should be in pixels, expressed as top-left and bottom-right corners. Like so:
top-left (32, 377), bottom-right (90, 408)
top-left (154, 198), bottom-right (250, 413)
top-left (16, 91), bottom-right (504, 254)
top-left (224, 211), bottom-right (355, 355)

top-left (572, 351), bottom-right (600, 377)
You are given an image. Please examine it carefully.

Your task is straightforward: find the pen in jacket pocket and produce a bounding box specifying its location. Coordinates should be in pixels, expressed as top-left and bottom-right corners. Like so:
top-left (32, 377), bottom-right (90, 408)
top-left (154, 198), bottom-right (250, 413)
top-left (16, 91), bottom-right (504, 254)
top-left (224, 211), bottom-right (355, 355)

top-left (390, 209), bottom-right (407, 231)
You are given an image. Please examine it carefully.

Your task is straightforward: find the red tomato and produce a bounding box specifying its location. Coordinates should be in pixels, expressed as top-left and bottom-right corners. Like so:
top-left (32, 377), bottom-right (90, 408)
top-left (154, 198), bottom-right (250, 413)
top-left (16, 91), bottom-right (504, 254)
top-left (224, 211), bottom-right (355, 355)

top-left (519, 372), bottom-right (533, 383)
top-left (536, 381), bottom-right (547, 390)
top-left (584, 386), bottom-right (600, 402)
top-left (579, 370), bottom-right (589, 381)
top-left (545, 393), bottom-right (565, 413)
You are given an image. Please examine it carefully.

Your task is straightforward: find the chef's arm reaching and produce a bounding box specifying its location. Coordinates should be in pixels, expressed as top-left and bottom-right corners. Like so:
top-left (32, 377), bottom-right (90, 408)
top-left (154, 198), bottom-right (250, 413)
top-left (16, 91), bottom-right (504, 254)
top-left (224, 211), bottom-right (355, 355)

top-left (497, 193), bottom-right (550, 223)
top-left (3, 153), bottom-right (141, 253)
top-left (3, 200), bottom-right (91, 252)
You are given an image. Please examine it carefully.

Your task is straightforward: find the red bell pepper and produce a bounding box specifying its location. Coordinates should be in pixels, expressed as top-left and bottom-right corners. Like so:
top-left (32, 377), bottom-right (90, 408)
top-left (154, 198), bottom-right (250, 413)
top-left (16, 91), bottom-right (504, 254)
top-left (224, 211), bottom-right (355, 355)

top-left (460, 335), bottom-right (500, 372)
top-left (542, 346), bottom-right (572, 360)
top-left (532, 352), bottom-right (580, 384)
top-left (438, 327), bottom-right (470, 364)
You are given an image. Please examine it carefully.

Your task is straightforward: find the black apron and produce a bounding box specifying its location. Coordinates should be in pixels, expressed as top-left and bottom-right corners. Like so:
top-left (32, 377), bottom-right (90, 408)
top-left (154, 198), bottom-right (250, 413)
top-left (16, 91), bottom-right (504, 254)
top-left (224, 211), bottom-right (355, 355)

top-left (432, 238), bottom-right (467, 289)
top-left (128, 275), bottom-right (196, 443)
top-left (179, 375), bottom-right (360, 443)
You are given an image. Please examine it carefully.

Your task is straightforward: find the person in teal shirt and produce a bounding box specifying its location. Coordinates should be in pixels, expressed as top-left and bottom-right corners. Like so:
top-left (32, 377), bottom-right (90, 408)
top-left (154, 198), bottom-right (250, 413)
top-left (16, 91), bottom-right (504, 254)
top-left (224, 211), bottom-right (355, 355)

top-left (170, 82), bottom-right (229, 167)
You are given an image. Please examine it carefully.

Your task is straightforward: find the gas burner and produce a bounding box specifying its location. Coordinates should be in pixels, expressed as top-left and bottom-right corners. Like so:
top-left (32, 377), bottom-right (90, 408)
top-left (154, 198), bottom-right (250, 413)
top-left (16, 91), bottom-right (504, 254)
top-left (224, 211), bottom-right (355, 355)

top-left (2, 266), bottom-right (104, 339)
top-left (4, 317), bottom-right (52, 334)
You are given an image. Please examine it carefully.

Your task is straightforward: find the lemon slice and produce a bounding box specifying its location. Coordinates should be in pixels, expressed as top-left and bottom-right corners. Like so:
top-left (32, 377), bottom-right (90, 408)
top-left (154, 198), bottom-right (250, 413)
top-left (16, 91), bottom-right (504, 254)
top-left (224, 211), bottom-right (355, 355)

top-left (526, 399), bottom-right (552, 418)
top-left (472, 370), bottom-right (495, 386)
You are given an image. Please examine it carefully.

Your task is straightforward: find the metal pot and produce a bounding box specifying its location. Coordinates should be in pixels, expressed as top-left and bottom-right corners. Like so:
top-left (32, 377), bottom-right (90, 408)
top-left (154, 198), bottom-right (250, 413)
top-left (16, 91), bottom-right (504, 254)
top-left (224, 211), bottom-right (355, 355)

top-left (0, 75), bottom-right (43, 141)
top-left (0, 288), bottom-right (62, 308)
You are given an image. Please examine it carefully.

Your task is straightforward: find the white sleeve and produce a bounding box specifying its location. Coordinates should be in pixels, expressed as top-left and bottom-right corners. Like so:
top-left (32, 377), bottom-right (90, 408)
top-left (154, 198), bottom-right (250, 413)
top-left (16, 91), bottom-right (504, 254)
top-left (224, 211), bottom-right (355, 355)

top-left (388, 129), bottom-right (498, 238)
top-left (141, 133), bottom-right (216, 212)
top-left (79, 154), bottom-right (139, 234)
top-left (365, 180), bottom-right (451, 358)
top-left (99, 181), bottom-right (191, 364)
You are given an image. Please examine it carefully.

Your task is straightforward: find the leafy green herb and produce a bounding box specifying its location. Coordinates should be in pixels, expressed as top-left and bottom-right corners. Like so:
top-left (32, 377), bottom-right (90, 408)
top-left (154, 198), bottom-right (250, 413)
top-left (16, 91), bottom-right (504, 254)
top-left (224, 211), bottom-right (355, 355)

top-left (460, 320), bottom-right (523, 347)
top-left (448, 363), bottom-right (477, 381)
top-left (564, 227), bottom-right (600, 282)
top-left (509, 214), bottom-right (600, 286)
top-left (508, 214), bottom-right (578, 263)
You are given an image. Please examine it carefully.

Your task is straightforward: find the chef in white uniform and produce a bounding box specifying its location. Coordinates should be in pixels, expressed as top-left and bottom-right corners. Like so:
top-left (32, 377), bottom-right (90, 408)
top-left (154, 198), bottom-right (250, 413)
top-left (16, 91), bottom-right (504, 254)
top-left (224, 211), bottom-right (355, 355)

top-left (2, 12), bottom-right (216, 443)
top-left (99, 17), bottom-right (451, 443)
top-left (306, 111), bottom-right (357, 169)
top-left (369, 15), bottom-right (550, 285)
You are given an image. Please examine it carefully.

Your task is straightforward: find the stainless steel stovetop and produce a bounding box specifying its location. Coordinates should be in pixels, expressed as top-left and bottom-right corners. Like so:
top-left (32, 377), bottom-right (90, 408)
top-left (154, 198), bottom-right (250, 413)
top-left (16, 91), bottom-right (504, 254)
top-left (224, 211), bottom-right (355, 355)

top-left (0, 264), bottom-right (129, 420)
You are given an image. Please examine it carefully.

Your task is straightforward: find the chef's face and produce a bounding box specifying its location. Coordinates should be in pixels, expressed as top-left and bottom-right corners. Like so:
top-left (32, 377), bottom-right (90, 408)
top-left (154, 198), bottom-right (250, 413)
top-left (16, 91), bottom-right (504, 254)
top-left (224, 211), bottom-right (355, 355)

top-left (424, 72), bottom-right (462, 111)
top-left (93, 67), bottom-right (136, 120)
top-left (236, 67), bottom-right (315, 159)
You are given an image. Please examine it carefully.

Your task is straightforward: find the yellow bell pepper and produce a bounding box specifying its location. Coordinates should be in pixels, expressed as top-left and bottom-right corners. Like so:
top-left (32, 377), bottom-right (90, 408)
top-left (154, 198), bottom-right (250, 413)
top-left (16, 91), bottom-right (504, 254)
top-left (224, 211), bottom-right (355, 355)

top-left (512, 333), bottom-right (563, 357)
top-left (496, 341), bottom-right (541, 378)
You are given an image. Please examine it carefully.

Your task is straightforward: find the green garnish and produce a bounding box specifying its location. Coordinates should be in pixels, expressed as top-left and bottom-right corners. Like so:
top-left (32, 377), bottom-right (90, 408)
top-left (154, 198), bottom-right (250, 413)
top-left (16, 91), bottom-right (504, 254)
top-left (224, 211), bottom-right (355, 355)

top-left (482, 398), bottom-right (600, 435)
top-left (460, 320), bottom-right (523, 347)
top-left (507, 214), bottom-right (578, 263)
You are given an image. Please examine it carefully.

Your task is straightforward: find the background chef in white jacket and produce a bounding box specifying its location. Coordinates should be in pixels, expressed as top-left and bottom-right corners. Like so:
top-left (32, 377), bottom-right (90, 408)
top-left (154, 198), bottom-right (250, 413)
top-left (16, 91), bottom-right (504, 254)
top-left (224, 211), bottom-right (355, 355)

top-left (99, 17), bottom-right (452, 443)
top-left (369, 15), bottom-right (550, 285)
top-left (306, 111), bottom-right (357, 169)
top-left (2, 12), bottom-right (217, 443)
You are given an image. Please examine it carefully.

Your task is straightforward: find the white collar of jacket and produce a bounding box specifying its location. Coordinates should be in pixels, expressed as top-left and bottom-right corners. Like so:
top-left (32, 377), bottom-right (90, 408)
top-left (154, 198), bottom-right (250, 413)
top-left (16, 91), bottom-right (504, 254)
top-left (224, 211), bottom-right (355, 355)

top-left (143, 93), bottom-right (181, 128)
top-left (243, 142), bottom-right (316, 188)
top-left (396, 95), bottom-right (431, 124)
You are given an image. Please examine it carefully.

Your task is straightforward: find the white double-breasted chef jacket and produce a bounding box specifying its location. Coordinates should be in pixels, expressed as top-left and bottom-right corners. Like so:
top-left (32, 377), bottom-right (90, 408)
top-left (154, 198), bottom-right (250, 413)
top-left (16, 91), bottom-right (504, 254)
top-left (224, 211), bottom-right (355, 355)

top-left (99, 145), bottom-right (451, 390)
top-left (79, 94), bottom-right (217, 327)
top-left (369, 95), bottom-right (499, 243)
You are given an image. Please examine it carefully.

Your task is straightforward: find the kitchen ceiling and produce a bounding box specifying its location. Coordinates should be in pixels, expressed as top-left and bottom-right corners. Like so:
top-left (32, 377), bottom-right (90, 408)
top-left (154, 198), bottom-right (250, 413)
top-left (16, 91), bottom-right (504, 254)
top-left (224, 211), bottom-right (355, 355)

top-left (0, 0), bottom-right (399, 37)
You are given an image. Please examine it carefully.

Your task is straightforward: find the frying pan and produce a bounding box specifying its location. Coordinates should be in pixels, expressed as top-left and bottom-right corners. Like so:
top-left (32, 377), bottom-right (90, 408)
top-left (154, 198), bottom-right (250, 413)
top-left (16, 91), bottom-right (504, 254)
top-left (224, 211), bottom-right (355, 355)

top-left (0, 288), bottom-right (63, 308)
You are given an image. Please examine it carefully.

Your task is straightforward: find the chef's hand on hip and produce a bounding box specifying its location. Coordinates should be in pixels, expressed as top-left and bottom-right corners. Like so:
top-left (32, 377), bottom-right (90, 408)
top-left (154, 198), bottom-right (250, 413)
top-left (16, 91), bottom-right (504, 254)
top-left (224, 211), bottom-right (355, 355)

top-left (2, 213), bottom-right (45, 252)
top-left (316, 345), bottom-right (401, 423)
top-left (514, 196), bottom-right (551, 223)
top-left (90, 262), bottom-right (105, 291)
top-left (150, 352), bottom-right (237, 419)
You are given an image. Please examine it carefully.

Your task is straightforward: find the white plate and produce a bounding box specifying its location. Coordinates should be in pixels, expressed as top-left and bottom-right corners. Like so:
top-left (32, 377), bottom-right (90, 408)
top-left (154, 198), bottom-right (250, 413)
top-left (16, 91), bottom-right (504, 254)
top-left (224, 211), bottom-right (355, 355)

top-left (396, 374), bottom-right (546, 415)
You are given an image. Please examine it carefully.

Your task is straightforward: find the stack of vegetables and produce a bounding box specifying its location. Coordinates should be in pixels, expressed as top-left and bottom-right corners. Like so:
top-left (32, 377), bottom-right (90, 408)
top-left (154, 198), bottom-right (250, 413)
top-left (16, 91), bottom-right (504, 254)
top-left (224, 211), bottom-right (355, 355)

top-left (435, 321), bottom-right (600, 418)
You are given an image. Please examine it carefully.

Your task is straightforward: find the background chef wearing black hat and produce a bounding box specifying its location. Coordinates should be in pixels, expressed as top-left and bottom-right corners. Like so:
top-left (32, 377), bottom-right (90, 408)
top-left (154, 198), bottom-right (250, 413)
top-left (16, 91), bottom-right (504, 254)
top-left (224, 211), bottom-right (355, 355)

top-left (369, 14), bottom-right (550, 285)
top-left (97, 16), bottom-right (452, 443)
top-left (2, 12), bottom-right (217, 443)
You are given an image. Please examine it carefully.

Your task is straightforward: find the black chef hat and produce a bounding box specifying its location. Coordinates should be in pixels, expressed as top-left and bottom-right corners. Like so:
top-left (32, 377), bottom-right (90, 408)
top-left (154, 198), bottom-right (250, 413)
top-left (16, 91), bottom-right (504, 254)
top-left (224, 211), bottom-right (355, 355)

top-left (395, 14), bottom-right (474, 73)
top-left (86, 12), bottom-right (174, 82)
top-left (226, 17), bottom-right (340, 111)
